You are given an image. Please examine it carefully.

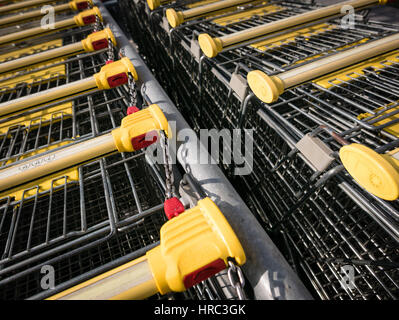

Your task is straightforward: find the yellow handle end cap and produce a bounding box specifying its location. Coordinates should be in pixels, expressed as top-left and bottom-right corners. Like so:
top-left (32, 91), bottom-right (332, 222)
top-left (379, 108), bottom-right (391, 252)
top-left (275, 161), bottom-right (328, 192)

top-left (147, 197), bottom-right (246, 295)
top-left (198, 34), bottom-right (222, 58)
top-left (166, 9), bottom-right (184, 28)
top-left (247, 70), bottom-right (283, 103)
top-left (147, 0), bottom-right (160, 10)
top-left (340, 144), bottom-right (399, 201)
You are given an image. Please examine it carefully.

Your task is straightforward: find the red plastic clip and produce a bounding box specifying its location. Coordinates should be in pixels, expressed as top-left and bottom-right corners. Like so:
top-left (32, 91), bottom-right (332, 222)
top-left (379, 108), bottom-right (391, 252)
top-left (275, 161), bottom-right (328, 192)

top-left (92, 39), bottom-right (109, 50)
top-left (131, 130), bottom-right (158, 151)
top-left (76, 1), bottom-right (89, 10)
top-left (105, 59), bottom-right (114, 65)
top-left (164, 197), bottom-right (185, 220)
top-left (183, 259), bottom-right (226, 289)
top-left (107, 72), bottom-right (128, 88)
top-left (127, 106), bottom-right (140, 115)
top-left (82, 14), bottom-right (96, 25)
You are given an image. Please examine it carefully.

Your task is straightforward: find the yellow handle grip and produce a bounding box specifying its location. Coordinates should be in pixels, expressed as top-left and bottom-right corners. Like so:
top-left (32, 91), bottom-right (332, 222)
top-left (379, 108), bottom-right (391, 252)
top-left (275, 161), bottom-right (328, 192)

top-left (0, 105), bottom-right (169, 193)
top-left (0, 58), bottom-right (137, 117)
top-left (247, 32), bottom-right (399, 103)
top-left (73, 7), bottom-right (102, 26)
top-left (340, 144), bottom-right (399, 201)
top-left (47, 197), bottom-right (246, 300)
top-left (112, 104), bottom-right (170, 152)
top-left (0, 28), bottom-right (116, 75)
top-left (166, 0), bottom-right (254, 27)
top-left (69, 0), bottom-right (93, 11)
top-left (198, 0), bottom-right (385, 57)
top-left (147, 197), bottom-right (246, 294)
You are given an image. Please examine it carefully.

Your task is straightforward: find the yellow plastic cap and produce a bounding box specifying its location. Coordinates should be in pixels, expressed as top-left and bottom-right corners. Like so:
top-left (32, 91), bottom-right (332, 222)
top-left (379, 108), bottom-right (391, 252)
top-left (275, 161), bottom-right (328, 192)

top-left (198, 34), bottom-right (223, 58)
top-left (74, 7), bottom-right (102, 26)
top-left (146, 197), bottom-right (246, 295)
top-left (111, 104), bottom-right (170, 153)
top-left (247, 70), bottom-right (284, 103)
top-left (166, 9), bottom-right (184, 28)
top-left (94, 57), bottom-right (138, 90)
top-left (340, 143), bottom-right (399, 201)
top-left (69, 0), bottom-right (93, 11)
top-left (147, 0), bottom-right (160, 10)
top-left (379, 0), bottom-right (388, 4)
top-left (81, 28), bottom-right (116, 52)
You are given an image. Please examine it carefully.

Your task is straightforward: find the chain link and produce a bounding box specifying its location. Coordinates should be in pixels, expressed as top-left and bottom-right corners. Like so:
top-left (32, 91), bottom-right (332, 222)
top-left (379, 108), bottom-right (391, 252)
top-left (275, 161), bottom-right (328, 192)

top-left (93, 15), bottom-right (104, 32)
top-left (107, 38), bottom-right (115, 62)
top-left (128, 73), bottom-right (137, 107)
top-left (227, 260), bottom-right (246, 300)
top-left (160, 131), bottom-right (175, 199)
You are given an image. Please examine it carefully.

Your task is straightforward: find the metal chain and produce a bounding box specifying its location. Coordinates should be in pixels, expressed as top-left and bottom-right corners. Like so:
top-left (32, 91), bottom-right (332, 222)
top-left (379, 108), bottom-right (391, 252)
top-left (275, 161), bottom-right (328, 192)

top-left (107, 38), bottom-right (115, 62)
top-left (128, 73), bottom-right (137, 107)
top-left (227, 260), bottom-right (246, 300)
top-left (93, 15), bottom-right (104, 32)
top-left (160, 131), bottom-right (175, 199)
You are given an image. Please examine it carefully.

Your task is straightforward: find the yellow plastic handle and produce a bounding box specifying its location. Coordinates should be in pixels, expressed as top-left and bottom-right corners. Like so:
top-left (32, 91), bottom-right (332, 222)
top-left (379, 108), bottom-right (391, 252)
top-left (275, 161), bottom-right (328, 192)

top-left (74, 7), bottom-right (102, 26)
top-left (94, 57), bottom-right (138, 90)
top-left (112, 104), bottom-right (170, 152)
top-left (147, 0), bottom-right (172, 10)
top-left (81, 28), bottom-right (116, 52)
top-left (147, 197), bottom-right (246, 294)
top-left (69, 0), bottom-right (93, 11)
top-left (340, 144), bottom-right (399, 201)
top-left (46, 197), bottom-right (245, 300)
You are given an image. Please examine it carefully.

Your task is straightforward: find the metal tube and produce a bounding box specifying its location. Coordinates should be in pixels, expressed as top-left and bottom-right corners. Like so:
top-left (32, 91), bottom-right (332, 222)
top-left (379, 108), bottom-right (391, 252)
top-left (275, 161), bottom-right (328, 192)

top-left (0, 17), bottom-right (76, 46)
top-left (0, 133), bottom-right (116, 193)
top-left (0, 3), bottom-right (71, 27)
top-left (166, 0), bottom-right (255, 27)
top-left (47, 256), bottom-right (158, 300)
top-left (95, 0), bottom-right (313, 300)
top-left (0, 42), bottom-right (83, 75)
top-left (0, 0), bottom-right (62, 14)
top-left (247, 32), bottom-right (399, 103)
top-left (0, 77), bottom-right (97, 117)
top-left (198, 0), bottom-right (384, 57)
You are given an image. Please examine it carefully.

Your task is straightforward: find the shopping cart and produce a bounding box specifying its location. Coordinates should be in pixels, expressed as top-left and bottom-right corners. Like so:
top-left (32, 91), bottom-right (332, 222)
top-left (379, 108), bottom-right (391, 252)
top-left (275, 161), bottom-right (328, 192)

top-left (232, 36), bottom-right (399, 299)
top-left (0, 3), bottom-right (258, 301)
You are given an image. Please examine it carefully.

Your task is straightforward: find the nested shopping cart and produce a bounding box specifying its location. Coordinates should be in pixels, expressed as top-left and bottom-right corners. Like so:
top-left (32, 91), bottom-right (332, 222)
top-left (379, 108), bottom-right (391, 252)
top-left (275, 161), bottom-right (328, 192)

top-left (119, 0), bottom-right (320, 130)
top-left (118, 0), bottom-right (399, 300)
top-left (0, 54), bottom-right (247, 300)
top-left (0, 3), bottom-right (254, 300)
top-left (232, 33), bottom-right (399, 299)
